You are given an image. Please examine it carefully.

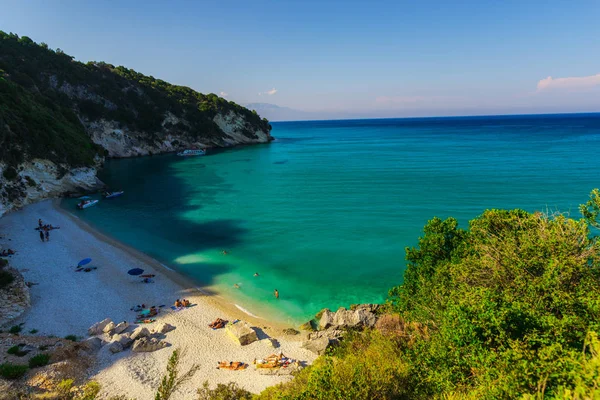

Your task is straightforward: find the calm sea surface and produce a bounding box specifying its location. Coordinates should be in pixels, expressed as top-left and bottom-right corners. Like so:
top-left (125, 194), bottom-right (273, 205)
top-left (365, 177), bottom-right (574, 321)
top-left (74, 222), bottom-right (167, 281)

top-left (63, 114), bottom-right (600, 324)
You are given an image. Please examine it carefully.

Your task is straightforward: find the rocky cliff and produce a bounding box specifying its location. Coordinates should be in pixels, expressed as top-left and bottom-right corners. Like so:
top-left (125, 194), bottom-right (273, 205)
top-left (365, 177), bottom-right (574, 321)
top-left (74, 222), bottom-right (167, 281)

top-left (0, 31), bottom-right (273, 215)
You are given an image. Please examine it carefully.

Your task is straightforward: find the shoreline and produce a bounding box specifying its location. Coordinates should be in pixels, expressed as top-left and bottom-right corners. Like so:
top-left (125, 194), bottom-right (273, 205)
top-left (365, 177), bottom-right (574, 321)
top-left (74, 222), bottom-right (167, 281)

top-left (54, 199), bottom-right (289, 332)
top-left (0, 199), bottom-right (316, 397)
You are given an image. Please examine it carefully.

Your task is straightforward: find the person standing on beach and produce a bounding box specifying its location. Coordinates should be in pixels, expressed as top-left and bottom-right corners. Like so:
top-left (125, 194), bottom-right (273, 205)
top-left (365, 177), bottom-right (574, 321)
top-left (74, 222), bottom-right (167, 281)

top-left (39, 230), bottom-right (44, 242)
top-left (274, 289), bottom-right (279, 299)
top-left (45, 230), bottom-right (50, 241)
top-left (38, 219), bottom-right (43, 228)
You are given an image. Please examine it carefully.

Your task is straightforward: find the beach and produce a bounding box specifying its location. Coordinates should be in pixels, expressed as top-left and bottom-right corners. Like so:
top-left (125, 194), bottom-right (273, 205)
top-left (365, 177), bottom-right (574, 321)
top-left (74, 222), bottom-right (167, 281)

top-left (0, 200), bottom-right (316, 398)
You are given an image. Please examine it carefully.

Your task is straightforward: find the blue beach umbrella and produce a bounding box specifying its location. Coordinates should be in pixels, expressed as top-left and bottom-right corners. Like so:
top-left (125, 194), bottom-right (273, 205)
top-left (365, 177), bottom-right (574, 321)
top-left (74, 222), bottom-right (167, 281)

top-left (78, 258), bottom-right (92, 267)
top-left (128, 268), bottom-right (144, 276)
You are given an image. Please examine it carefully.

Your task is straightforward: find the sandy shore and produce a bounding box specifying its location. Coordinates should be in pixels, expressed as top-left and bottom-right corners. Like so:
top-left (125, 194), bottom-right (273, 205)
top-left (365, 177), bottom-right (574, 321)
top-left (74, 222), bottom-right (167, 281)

top-left (0, 200), bottom-right (315, 398)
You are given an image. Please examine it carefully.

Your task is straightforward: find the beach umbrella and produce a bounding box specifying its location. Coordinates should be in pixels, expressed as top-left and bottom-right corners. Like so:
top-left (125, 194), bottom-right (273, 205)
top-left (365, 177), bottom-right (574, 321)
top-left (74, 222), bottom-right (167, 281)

top-left (78, 258), bottom-right (92, 267)
top-left (128, 268), bottom-right (144, 276)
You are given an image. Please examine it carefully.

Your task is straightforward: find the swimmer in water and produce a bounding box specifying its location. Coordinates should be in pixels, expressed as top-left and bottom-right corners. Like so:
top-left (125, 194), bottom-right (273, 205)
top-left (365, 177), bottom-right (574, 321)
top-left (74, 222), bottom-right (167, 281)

top-left (254, 272), bottom-right (259, 277)
top-left (222, 250), bottom-right (228, 255)
top-left (233, 283), bottom-right (240, 289)
top-left (274, 289), bottom-right (279, 299)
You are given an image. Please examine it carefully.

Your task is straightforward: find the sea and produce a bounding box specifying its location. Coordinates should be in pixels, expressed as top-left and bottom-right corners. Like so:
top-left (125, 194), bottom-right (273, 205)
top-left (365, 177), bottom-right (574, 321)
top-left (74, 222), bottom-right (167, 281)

top-left (63, 113), bottom-right (600, 325)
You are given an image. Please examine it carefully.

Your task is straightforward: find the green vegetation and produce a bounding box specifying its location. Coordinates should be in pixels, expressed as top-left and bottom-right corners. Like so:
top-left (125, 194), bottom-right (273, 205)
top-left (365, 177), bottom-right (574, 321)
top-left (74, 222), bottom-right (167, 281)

top-left (9, 324), bottom-right (23, 334)
top-left (7, 345), bottom-right (28, 357)
top-left (0, 30), bottom-right (270, 171)
top-left (29, 328), bottom-right (38, 334)
top-left (257, 190), bottom-right (600, 399)
top-left (0, 363), bottom-right (29, 379)
top-left (64, 334), bottom-right (79, 342)
top-left (28, 353), bottom-right (50, 368)
top-left (0, 269), bottom-right (14, 288)
top-left (197, 381), bottom-right (253, 399)
top-left (155, 349), bottom-right (199, 400)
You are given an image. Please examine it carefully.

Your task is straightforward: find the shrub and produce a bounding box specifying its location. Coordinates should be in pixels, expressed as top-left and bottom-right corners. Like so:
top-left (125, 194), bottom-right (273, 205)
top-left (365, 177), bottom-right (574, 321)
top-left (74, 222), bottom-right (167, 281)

top-left (28, 353), bottom-right (50, 368)
top-left (0, 363), bottom-right (29, 379)
top-left (64, 334), bottom-right (78, 342)
top-left (29, 329), bottom-right (38, 334)
top-left (197, 381), bottom-right (253, 400)
top-left (79, 380), bottom-right (101, 400)
top-left (9, 324), bottom-right (22, 334)
top-left (7, 345), bottom-right (28, 357)
top-left (0, 258), bottom-right (8, 268)
top-left (0, 270), bottom-right (14, 288)
top-left (2, 166), bottom-right (18, 180)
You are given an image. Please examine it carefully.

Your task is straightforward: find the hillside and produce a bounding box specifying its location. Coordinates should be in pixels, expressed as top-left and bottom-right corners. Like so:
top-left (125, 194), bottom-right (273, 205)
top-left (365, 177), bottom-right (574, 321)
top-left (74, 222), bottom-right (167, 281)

top-left (0, 31), bottom-right (272, 215)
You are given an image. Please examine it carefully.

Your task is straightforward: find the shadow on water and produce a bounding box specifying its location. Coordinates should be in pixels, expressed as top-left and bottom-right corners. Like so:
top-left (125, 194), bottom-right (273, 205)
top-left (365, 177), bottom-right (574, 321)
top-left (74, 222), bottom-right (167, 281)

top-left (68, 153), bottom-right (250, 288)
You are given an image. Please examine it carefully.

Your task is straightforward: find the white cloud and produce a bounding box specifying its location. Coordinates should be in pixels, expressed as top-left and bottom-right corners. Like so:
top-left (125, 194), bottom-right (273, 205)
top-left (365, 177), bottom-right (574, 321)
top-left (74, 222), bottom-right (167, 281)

top-left (259, 88), bottom-right (278, 96)
top-left (219, 91), bottom-right (228, 98)
top-left (537, 73), bottom-right (600, 91)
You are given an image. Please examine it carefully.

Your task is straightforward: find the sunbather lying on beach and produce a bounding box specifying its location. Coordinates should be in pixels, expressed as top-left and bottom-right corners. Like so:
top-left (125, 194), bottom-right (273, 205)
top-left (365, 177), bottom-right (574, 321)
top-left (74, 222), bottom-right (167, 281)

top-left (0, 249), bottom-right (15, 256)
top-left (217, 361), bottom-right (247, 370)
top-left (131, 304), bottom-right (147, 312)
top-left (209, 318), bottom-right (227, 329)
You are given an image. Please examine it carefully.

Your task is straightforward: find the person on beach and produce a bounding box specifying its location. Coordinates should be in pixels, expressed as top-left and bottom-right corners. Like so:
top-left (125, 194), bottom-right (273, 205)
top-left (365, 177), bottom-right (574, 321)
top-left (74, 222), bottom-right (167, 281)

top-left (45, 230), bottom-right (50, 241)
top-left (274, 289), bottom-right (279, 299)
top-left (39, 230), bottom-right (44, 242)
top-left (38, 219), bottom-right (43, 228)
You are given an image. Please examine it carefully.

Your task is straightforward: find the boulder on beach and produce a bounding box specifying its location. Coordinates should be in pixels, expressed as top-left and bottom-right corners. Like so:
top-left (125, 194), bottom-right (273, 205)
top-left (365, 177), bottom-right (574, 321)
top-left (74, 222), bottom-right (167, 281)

top-left (152, 322), bottom-right (175, 335)
top-left (225, 321), bottom-right (258, 346)
top-left (130, 326), bottom-right (151, 341)
top-left (80, 337), bottom-right (103, 352)
top-left (103, 321), bottom-right (116, 334)
top-left (88, 318), bottom-right (113, 336)
top-left (112, 333), bottom-right (133, 349)
top-left (131, 337), bottom-right (168, 352)
top-left (302, 329), bottom-right (344, 355)
top-left (108, 341), bottom-right (123, 354)
top-left (112, 321), bottom-right (129, 335)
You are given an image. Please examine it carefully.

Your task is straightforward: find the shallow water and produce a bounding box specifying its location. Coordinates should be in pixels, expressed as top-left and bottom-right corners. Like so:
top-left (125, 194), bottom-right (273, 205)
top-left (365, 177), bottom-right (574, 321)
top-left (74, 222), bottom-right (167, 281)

top-left (63, 113), bottom-right (600, 324)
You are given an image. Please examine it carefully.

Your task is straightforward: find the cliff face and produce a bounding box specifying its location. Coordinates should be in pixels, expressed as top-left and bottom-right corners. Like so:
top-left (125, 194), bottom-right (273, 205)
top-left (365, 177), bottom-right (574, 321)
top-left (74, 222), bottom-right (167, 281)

top-left (0, 31), bottom-right (273, 215)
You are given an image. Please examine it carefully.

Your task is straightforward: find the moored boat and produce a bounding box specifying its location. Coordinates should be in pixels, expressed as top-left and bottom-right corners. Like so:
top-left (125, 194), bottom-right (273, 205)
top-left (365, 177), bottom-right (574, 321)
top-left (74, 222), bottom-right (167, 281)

top-left (77, 200), bottom-right (99, 209)
top-left (177, 149), bottom-right (206, 157)
top-left (103, 190), bottom-right (124, 199)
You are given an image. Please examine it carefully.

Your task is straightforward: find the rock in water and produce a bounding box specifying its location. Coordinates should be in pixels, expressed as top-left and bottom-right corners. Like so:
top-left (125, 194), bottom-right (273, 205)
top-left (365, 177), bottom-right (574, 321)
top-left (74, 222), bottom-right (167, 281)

top-left (130, 326), bottom-right (151, 341)
top-left (225, 321), bottom-right (258, 346)
top-left (131, 337), bottom-right (168, 352)
top-left (88, 318), bottom-right (112, 336)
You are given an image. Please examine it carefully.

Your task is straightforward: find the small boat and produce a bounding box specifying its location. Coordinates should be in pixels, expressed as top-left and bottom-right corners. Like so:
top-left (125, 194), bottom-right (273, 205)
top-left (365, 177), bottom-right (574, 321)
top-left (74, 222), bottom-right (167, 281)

top-left (177, 149), bottom-right (206, 157)
top-left (77, 200), bottom-right (99, 210)
top-left (103, 191), bottom-right (124, 199)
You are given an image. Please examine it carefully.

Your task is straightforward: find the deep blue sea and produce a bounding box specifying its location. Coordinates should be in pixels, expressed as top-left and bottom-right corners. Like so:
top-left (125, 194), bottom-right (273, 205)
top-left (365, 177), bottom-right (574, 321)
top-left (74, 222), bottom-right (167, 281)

top-left (63, 113), bottom-right (600, 325)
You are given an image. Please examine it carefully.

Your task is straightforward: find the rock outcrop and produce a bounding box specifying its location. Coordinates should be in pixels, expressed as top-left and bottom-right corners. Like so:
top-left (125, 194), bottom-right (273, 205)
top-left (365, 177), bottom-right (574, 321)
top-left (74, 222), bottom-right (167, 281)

top-left (131, 337), bottom-right (168, 352)
top-left (0, 267), bottom-right (31, 327)
top-left (302, 304), bottom-right (381, 355)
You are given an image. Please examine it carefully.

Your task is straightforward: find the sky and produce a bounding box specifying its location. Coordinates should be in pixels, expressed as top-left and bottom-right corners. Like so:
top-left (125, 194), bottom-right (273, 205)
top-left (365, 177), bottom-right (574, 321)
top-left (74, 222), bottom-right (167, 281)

top-left (1, 0), bottom-right (599, 120)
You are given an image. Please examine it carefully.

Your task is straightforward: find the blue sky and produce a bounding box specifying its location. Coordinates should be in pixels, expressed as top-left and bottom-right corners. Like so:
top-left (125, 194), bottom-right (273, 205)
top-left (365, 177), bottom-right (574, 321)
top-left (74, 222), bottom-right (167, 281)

top-left (1, 0), bottom-right (599, 119)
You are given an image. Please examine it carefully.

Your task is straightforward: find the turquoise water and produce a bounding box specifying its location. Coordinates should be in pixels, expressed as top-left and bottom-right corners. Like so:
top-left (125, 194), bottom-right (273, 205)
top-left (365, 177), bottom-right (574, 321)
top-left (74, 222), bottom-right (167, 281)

top-left (64, 113), bottom-right (600, 325)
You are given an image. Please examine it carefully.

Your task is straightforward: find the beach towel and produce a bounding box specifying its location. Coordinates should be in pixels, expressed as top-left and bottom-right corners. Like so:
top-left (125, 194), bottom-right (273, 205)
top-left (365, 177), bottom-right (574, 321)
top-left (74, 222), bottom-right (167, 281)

top-left (135, 318), bottom-right (156, 324)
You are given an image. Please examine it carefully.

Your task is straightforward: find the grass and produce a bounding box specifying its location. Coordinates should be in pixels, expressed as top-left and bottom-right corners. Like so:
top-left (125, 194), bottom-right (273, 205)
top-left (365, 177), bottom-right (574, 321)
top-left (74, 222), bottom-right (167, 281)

top-left (28, 353), bottom-right (50, 368)
top-left (0, 363), bottom-right (29, 379)
top-left (7, 345), bottom-right (28, 357)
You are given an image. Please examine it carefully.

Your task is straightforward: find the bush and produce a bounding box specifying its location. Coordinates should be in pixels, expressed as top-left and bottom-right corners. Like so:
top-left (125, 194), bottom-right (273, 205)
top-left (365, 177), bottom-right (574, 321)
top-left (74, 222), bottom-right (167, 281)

top-left (28, 353), bottom-right (50, 368)
top-left (9, 324), bottom-right (22, 334)
top-left (2, 166), bottom-right (17, 180)
top-left (0, 270), bottom-right (14, 288)
top-left (64, 334), bottom-right (78, 342)
top-left (0, 258), bottom-right (8, 268)
top-left (7, 345), bottom-right (28, 357)
top-left (0, 363), bottom-right (29, 379)
top-left (197, 381), bottom-right (253, 400)
top-left (29, 329), bottom-right (38, 334)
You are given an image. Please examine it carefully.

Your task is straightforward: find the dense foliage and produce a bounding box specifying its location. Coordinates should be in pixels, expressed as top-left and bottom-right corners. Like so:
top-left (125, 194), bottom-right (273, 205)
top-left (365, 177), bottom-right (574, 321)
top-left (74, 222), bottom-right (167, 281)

top-left (0, 31), bottom-right (270, 168)
top-left (259, 191), bottom-right (600, 399)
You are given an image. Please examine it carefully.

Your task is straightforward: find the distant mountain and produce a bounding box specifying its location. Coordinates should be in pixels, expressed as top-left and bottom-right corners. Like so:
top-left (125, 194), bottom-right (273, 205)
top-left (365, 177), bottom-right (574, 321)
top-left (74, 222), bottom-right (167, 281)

top-left (245, 103), bottom-right (316, 121)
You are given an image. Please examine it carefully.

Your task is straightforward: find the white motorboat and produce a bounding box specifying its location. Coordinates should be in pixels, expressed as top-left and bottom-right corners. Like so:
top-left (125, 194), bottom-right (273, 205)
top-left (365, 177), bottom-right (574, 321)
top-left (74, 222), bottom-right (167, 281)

top-left (77, 200), bottom-right (99, 209)
top-left (177, 149), bottom-right (206, 157)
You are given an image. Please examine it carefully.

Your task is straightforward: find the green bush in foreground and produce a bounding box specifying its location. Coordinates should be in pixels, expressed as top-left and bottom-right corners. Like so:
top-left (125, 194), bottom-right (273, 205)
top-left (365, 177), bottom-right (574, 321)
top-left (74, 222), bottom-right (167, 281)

top-left (64, 334), bottom-right (78, 342)
top-left (0, 269), bottom-right (14, 288)
top-left (28, 353), bottom-right (50, 368)
top-left (0, 363), bottom-right (29, 379)
top-left (197, 381), bottom-right (253, 400)
top-left (8, 324), bottom-right (22, 334)
top-left (7, 345), bottom-right (28, 357)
